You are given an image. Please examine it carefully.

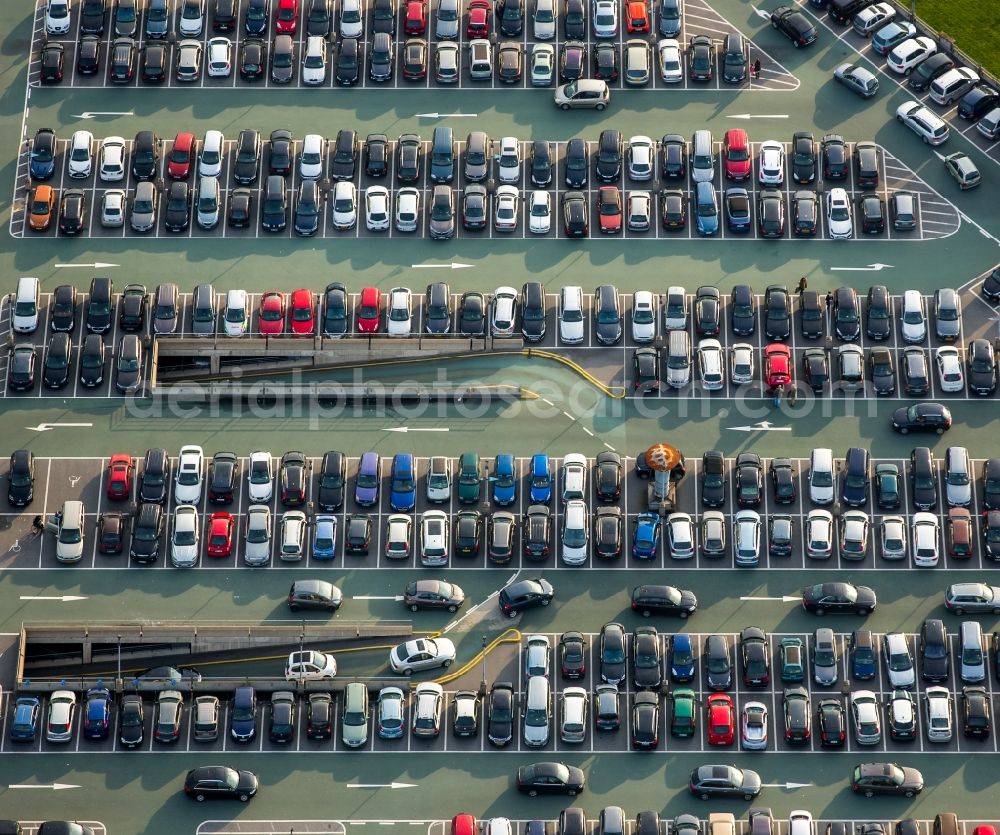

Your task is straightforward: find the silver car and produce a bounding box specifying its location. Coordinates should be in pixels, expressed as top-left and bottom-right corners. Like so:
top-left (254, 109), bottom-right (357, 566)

top-left (244, 505), bottom-right (272, 566)
top-left (101, 189), bottom-right (127, 227)
top-left (170, 504), bottom-right (200, 567)
top-left (624, 39), bottom-right (651, 86)
top-left (130, 180), bottom-right (158, 233)
top-left (880, 516), bottom-right (907, 560)
top-left (436, 0), bottom-right (460, 38)
top-left (412, 682), bottom-right (444, 738)
top-left (924, 686), bottom-right (953, 742)
top-left (850, 690), bottom-right (881, 745)
top-left (700, 510), bottom-right (726, 557)
top-left (730, 343), bottom-right (754, 385)
top-left (560, 686), bottom-right (588, 742)
top-left (176, 39), bottom-right (203, 82)
top-left (883, 632), bottom-right (915, 688)
top-left (554, 78), bottom-right (610, 110)
top-left (812, 627), bottom-right (838, 686)
top-left (395, 187), bottom-right (420, 233)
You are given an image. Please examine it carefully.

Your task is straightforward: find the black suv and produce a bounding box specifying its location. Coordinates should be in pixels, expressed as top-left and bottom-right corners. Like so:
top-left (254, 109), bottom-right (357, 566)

top-left (522, 506), bottom-right (551, 559)
top-left (365, 134), bottom-right (389, 177)
top-left (7, 450), bottom-right (35, 506)
top-left (330, 130), bottom-right (358, 180)
top-left (866, 284), bottom-right (891, 339)
top-left (426, 282), bottom-right (452, 335)
top-left (141, 448), bottom-right (169, 503)
top-left (233, 129), bottom-right (262, 184)
top-left (596, 129), bottom-right (622, 181)
top-left (208, 452), bottom-right (239, 504)
top-left (565, 138), bottom-right (588, 188)
top-left (130, 502), bottom-right (164, 563)
top-left (396, 134), bottom-right (422, 182)
top-left (833, 286), bottom-right (861, 341)
top-left (853, 141), bottom-right (879, 188)
top-left (131, 130), bottom-right (159, 180)
top-left (318, 451), bottom-right (346, 510)
top-left (910, 447), bottom-right (938, 510)
top-left (520, 281), bottom-right (545, 342)
top-left (280, 452), bottom-right (308, 506)
top-left (919, 618), bottom-right (950, 682)
top-left (109, 37), bottom-right (137, 82)
top-left (822, 134), bottom-right (848, 179)
top-left (531, 140), bottom-right (553, 186)
top-left (701, 450), bottom-right (726, 507)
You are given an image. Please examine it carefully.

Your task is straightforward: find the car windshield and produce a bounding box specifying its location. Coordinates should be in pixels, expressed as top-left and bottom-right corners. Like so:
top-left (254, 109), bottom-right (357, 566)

top-left (888, 650), bottom-right (911, 671)
top-left (119, 354), bottom-right (140, 372)
top-left (174, 526), bottom-right (196, 546)
top-left (246, 522), bottom-right (268, 544)
top-left (708, 655), bottom-right (728, 673)
top-left (830, 205), bottom-right (849, 221)
top-left (564, 526), bottom-right (586, 547)
top-left (597, 309), bottom-right (618, 324)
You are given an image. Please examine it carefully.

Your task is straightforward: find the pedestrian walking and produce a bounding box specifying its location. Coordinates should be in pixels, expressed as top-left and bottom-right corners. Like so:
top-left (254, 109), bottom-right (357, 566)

top-left (752, 58), bottom-right (761, 79)
top-left (797, 276), bottom-right (808, 293)
top-left (788, 386), bottom-right (798, 406)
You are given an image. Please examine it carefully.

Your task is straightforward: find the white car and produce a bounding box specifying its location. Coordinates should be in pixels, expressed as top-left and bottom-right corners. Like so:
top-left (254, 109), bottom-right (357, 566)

top-left (839, 510), bottom-right (870, 560)
top-left (45, 0), bottom-right (71, 34)
top-left (627, 136), bottom-right (655, 180)
top-left (244, 504), bottom-right (272, 567)
top-left (413, 682), bottom-right (444, 737)
top-left (420, 510), bottom-right (449, 566)
top-left (935, 346), bottom-right (964, 393)
top-left (663, 285), bottom-right (687, 330)
top-left (562, 453), bottom-right (587, 501)
top-left (912, 512), bottom-right (940, 567)
top-left (529, 190), bottom-right (551, 233)
top-left (559, 287), bottom-right (585, 343)
top-left (789, 813), bottom-right (813, 835)
top-left (534, 0), bottom-right (556, 38)
top-left (698, 339), bottom-right (725, 391)
top-left (561, 499), bottom-right (589, 565)
top-left (758, 140), bottom-right (785, 185)
top-left (299, 134), bottom-right (326, 179)
top-left (734, 509), bottom-right (761, 567)
top-left (531, 43), bottom-right (555, 86)
top-left (592, 0), bottom-right (618, 37)
top-left (67, 130), bottom-right (94, 178)
top-left (45, 690), bottom-right (77, 742)
top-left (199, 130), bottom-right (224, 177)
top-left (560, 687), bottom-right (588, 743)
top-left (900, 289), bottom-right (927, 342)
top-left (222, 288), bottom-right (250, 336)
top-left (491, 286), bottom-right (517, 336)
top-left (395, 187), bottom-right (420, 233)
top-left (741, 702), bottom-right (768, 750)
top-left (387, 287), bottom-right (413, 336)
top-left (667, 512), bottom-right (695, 559)
top-left (285, 650), bottom-right (337, 681)
top-left (366, 186), bottom-right (391, 231)
top-left (99, 136), bottom-right (127, 182)
top-left (302, 36), bottom-right (328, 84)
top-left (389, 637), bottom-right (456, 674)
top-left (631, 290), bottom-right (656, 342)
top-left (657, 39), bottom-right (683, 83)
top-left (627, 191), bottom-right (651, 232)
top-left (494, 185), bottom-right (520, 232)
top-left (826, 188), bottom-right (853, 239)
top-left (896, 100), bottom-right (949, 145)
top-left (851, 691), bottom-right (882, 744)
top-left (246, 451), bottom-right (273, 502)
top-left (332, 181), bottom-right (357, 230)
top-left (805, 509), bottom-right (834, 559)
top-left (340, 0), bottom-right (364, 37)
top-left (179, 0), bottom-right (205, 35)
top-left (497, 137), bottom-right (521, 183)
top-left (207, 37), bottom-right (232, 77)
top-left (174, 445), bottom-right (205, 504)
top-left (883, 632), bottom-right (915, 688)
top-left (730, 343), bottom-right (754, 385)
top-left (279, 511), bottom-right (306, 560)
top-left (887, 35), bottom-right (936, 74)
top-left (170, 505), bottom-right (200, 567)
top-left (924, 686), bottom-right (953, 742)
top-left (880, 516), bottom-right (907, 560)
top-left (385, 514), bottom-right (413, 559)
top-left (101, 190), bottom-right (126, 227)
top-left (524, 635), bottom-right (551, 677)
top-left (853, 2), bottom-right (894, 35)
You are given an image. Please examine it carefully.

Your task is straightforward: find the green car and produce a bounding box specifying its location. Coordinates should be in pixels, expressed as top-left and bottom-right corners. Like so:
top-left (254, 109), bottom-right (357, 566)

top-left (670, 688), bottom-right (697, 737)
top-left (457, 452), bottom-right (481, 504)
top-left (779, 637), bottom-right (805, 682)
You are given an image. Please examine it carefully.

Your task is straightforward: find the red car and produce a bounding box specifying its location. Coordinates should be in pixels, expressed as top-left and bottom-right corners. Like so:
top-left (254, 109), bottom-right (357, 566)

top-left (404, 0), bottom-right (427, 33)
top-left (357, 287), bottom-right (381, 333)
top-left (167, 132), bottom-right (196, 179)
top-left (275, 0), bottom-right (299, 32)
top-left (289, 288), bottom-right (316, 335)
top-left (626, 1), bottom-right (649, 32)
top-left (597, 186), bottom-right (622, 234)
top-left (764, 343), bottom-right (792, 388)
top-left (258, 291), bottom-right (286, 336)
top-left (106, 454), bottom-right (134, 501)
top-left (206, 512), bottom-right (235, 557)
top-left (467, 0), bottom-right (490, 37)
top-left (724, 128), bottom-right (751, 180)
top-left (706, 693), bottom-right (735, 746)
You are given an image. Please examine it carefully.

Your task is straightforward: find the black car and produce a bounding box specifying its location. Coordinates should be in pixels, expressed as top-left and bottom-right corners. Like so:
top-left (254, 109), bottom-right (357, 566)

top-left (962, 686), bottom-right (992, 738)
top-left (593, 284), bottom-right (621, 345)
top-left (982, 459), bottom-right (1000, 511)
top-left (227, 187), bottom-right (252, 228)
top-left (564, 0), bottom-right (585, 37)
top-left (118, 283), bottom-right (147, 331)
top-left (109, 36), bottom-right (136, 82)
top-left (967, 338), bottom-right (997, 395)
top-left (598, 622), bottom-right (627, 685)
top-left (163, 181), bottom-right (190, 232)
top-left (212, 0), bottom-right (237, 29)
top-left (791, 132), bottom-right (815, 183)
top-left (119, 694), bottom-right (144, 747)
top-left (140, 448), bottom-right (169, 504)
top-left (595, 451), bottom-right (622, 501)
top-left (822, 134), bottom-right (848, 179)
top-left (631, 691), bottom-right (659, 748)
top-left (271, 34), bottom-right (294, 83)
top-left (560, 631), bottom-right (586, 679)
top-left (50, 284), bottom-right (77, 332)
top-left (769, 458), bottom-right (796, 503)
top-left (77, 35), bottom-right (102, 74)
top-left (901, 347), bottom-right (930, 395)
top-left (833, 286), bottom-right (861, 341)
top-left (59, 189), bottom-right (86, 235)
top-left (43, 333), bottom-right (71, 389)
top-left (239, 38), bottom-right (266, 80)
top-left (184, 766), bottom-right (259, 802)
top-left (854, 141), bottom-right (879, 188)
top-left (279, 452), bottom-right (307, 506)
top-left (818, 698), bottom-right (846, 747)
top-left (694, 287), bottom-right (721, 336)
top-left (98, 511), bottom-right (127, 554)
top-left (487, 682), bottom-right (514, 745)
top-left (986, 512), bottom-right (1000, 560)
top-left (891, 403), bottom-right (952, 435)
top-left (129, 502), bottom-right (164, 563)
top-left (244, 0), bottom-right (268, 32)
top-left (864, 284), bottom-right (891, 339)
top-left (630, 584), bottom-right (697, 618)
top-left (522, 505), bottom-right (550, 559)
top-left (462, 187), bottom-right (487, 231)
top-left (869, 347), bottom-right (896, 395)
top-left (131, 130), bottom-right (160, 181)
top-left (372, 0), bottom-right (396, 32)
top-left (735, 453), bottom-right (763, 507)
top-left (959, 84), bottom-right (1000, 121)
top-left (982, 265), bottom-right (1000, 302)
top-left (740, 626), bottom-right (769, 686)
top-left (704, 634), bottom-right (731, 690)
top-left (81, 0), bottom-right (108, 33)
top-left (688, 765), bottom-right (762, 801)
top-left (516, 762), bottom-right (585, 796)
top-left (141, 42), bottom-right (168, 82)
top-left (261, 175), bottom-right (287, 232)
top-left (764, 285), bottom-right (790, 340)
top-left (488, 513), bottom-right (516, 564)
top-left (919, 618), bottom-right (949, 682)
top-left (40, 42), bottom-right (65, 84)
top-left (363, 134), bottom-right (388, 178)
top-left (329, 130), bottom-right (358, 181)
top-left (497, 0), bottom-right (523, 34)
top-left (233, 129), bottom-right (261, 184)
top-left (797, 290), bottom-right (823, 338)
top-left (307, 0), bottom-right (333, 35)
top-left (802, 348), bottom-right (829, 392)
top-left (519, 281), bottom-right (544, 341)
top-left (783, 687), bottom-right (811, 744)
top-left (565, 138), bottom-right (588, 187)
top-left (850, 763), bottom-right (923, 798)
top-left (208, 452), bottom-right (238, 504)
top-left (593, 42), bottom-right (619, 81)
top-left (909, 446), bottom-right (937, 510)
top-left (594, 507), bottom-right (623, 558)
top-left (530, 141), bottom-right (553, 186)
top-left (875, 463), bottom-right (901, 509)
top-left (115, 333), bottom-right (142, 393)
top-left (660, 189), bottom-right (686, 229)
top-left (687, 34), bottom-right (714, 81)
top-left (660, 134), bottom-right (686, 179)
top-left (459, 291), bottom-right (486, 335)
top-left (701, 450), bottom-right (726, 507)
top-left (335, 37), bottom-right (360, 84)
top-left (801, 582), bottom-right (877, 615)
top-left (7, 449), bottom-right (35, 506)
top-left (908, 51), bottom-right (953, 92)
top-left (730, 284), bottom-right (755, 335)
top-left (268, 130), bottom-right (293, 176)
top-left (343, 514), bottom-right (371, 555)
top-left (632, 627), bottom-right (661, 689)
top-left (596, 129), bottom-right (622, 182)
top-left (397, 134), bottom-right (422, 182)
top-left (498, 577), bottom-right (554, 616)
top-left (770, 5), bottom-right (817, 46)
top-left (318, 283), bottom-right (349, 336)
top-left (757, 190), bottom-right (784, 238)
top-left (294, 180), bottom-right (320, 237)
top-left (859, 195), bottom-right (885, 233)
top-left (316, 451), bottom-right (345, 510)
top-left (633, 348), bottom-right (660, 393)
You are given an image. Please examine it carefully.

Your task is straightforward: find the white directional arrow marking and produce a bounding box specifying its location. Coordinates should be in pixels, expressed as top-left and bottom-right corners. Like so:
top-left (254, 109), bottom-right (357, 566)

top-left (55, 262), bottom-right (120, 269)
top-left (346, 782), bottom-right (418, 789)
top-left (740, 595), bottom-right (801, 603)
top-left (751, 6), bottom-right (772, 19)
top-left (8, 782), bottom-right (81, 790)
top-left (351, 595), bottom-right (405, 601)
top-left (411, 262), bottom-right (474, 270)
top-left (415, 113), bottom-right (478, 118)
top-left (384, 427), bottom-right (450, 433)
top-left (26, 422), bottom-right (94, 432)
top-left (726, 421), bottom-right (791, 433)
top-left (70, 111), bottom-right (134, 119)
top-left (20, 595), bottom-right (89, 602)
top-left (727, 114), bottom-right (789, 120)
top-left (830, 263), bottom-right (894, 272)
top-left (761, 782), bottom-right (812, 789)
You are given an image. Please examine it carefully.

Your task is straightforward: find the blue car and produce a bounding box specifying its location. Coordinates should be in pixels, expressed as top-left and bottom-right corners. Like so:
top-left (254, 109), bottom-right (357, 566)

top-left (29, 129), bottom-right (56, 180)
top-left (312, 515), bottom-right (337, 559)
top-left (230, 685), bottom-right (257, 742)
top-left (670, 634), bottom-right (695, 682)
top-left (493, 454), bottom-right (516, 506)
top-left (851, 629), bottom-right (877, 680)
top-left (10, 696), bottom-right (41, 742)
top-left (355, 452), bottom-right (380, 507)
top-left (695, 180), bottom-right (719, 236)
top-left (389, 453), bottom-right (416, 512)
top-left (529, 454), bottom-right (552, 504)
top-left (83, 687), bottom-right (112, 740)
top-left (631, 512), bottom-right (660, 558)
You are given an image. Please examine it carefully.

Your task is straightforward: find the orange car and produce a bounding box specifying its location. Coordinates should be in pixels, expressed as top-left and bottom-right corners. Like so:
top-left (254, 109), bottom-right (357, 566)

top-left (626, 1), bottom-right (649, 32)
top-left (28, 184), bottom-right (56, 231)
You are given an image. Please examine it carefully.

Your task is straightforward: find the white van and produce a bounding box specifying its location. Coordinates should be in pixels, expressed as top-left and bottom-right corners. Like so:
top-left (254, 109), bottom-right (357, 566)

top-left (809, 448), bottom-right (835, 505)
top-left (55, 500), bottom-right (85, 563)
top-left (13, 277), bottom-right (40, 333)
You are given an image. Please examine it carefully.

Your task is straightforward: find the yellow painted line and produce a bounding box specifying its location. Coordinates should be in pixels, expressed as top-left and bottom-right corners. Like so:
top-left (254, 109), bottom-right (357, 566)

top-left (519, 349), bottom-right (627, 399)
top-left (428, 628), bottom-right (522, 688)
